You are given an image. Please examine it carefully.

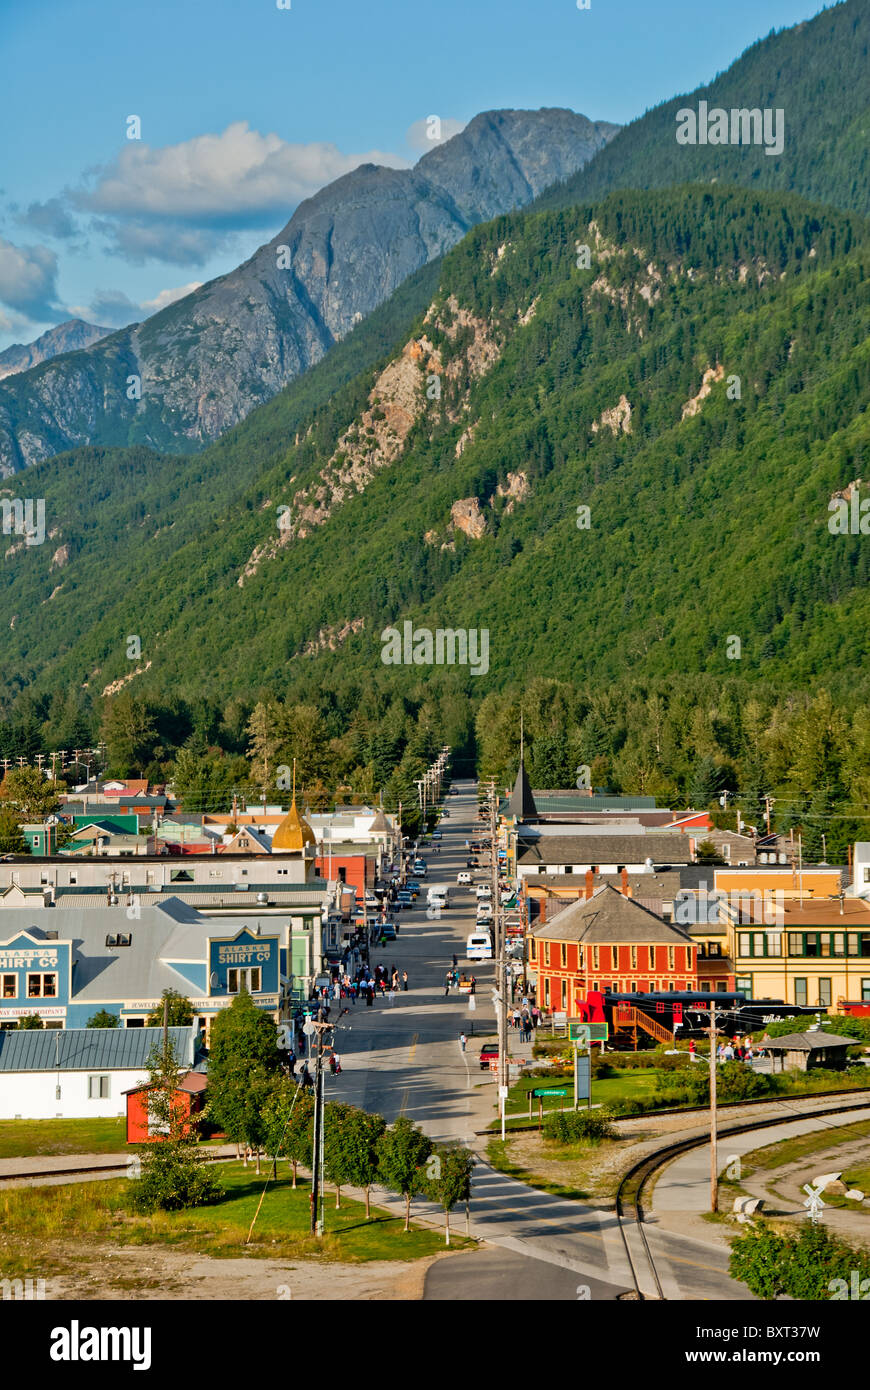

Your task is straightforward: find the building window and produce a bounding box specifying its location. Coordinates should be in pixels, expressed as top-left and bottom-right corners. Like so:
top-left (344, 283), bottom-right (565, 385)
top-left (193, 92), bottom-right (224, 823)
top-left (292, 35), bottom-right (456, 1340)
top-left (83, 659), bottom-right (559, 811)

top-left (668, 946), bottom-right (675, 970)
top-left (69, 872), bottom-right (77, 885)
top-left (544, 978), bottom-right (550, 1007)
top-left (794, 977), bottom-right (808, 1007)
top-left (611, 946), bottom-right (619, 970)
top-left (736, 975), bottom-right (752, 998)
top-left (817, 978), bottom-right (832, 1009)
top-left (716, 981), bottom-right (728, 991)
top-left (530, 939), bottom-right (537, 961)
top-left (648, 946), bottom-right (655, 970)
top-left (561, 979), bottom-right (567, 1009)
top-left (88, 1075), bottom-right (110, 1100)
top-left (544, 943), bottom-right (550, 966)
top-left (565, 866), bottom-right (574, 875)
top-left (227, 967), bottom-right (261, 994)
top-left (560, 943), bottom-right (567, 967)
top-left (701, 982), bottom-right (711, 992)
top-left (277, 868), bottom-right (288, 876)
top-left (630, 945), bottom-right (637, 969)
top-left (27, 973), bottom-right (57, 998)
top-left (592, 946), bottom-right (599, 970)
top-left (208, 870), bottom-right (222, 879)
top-left (861, 979), bottom-right (870, 1002)
top-left (1, 974), bottom-right (16, 999)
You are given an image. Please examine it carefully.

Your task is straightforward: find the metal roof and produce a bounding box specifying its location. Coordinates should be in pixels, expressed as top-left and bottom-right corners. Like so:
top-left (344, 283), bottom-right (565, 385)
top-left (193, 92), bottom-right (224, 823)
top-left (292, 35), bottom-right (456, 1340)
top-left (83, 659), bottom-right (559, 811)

top-left (0, 1025), bottom-right (197, 1072)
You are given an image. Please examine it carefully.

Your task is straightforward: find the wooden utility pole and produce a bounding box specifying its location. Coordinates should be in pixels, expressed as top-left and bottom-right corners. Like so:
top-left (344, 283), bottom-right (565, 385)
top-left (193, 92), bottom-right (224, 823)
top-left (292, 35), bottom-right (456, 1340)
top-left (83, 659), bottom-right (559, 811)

top-left (709, 1009), bottom-right (718, 1213)
top-left (489, 781), bottom-right (508, 1137)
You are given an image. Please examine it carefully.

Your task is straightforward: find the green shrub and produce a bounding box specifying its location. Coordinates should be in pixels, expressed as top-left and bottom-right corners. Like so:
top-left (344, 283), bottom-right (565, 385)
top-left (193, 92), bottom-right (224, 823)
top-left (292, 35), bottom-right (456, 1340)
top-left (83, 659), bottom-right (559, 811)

top-left (542, 1110), bottom-right (617, 1143)
top-left (130, 1140), bottom-right (223, 1214)
top-left (731, 1221), bottom-right (870, 1300)
top-left (610, 1097), bottom-right (652, 1117)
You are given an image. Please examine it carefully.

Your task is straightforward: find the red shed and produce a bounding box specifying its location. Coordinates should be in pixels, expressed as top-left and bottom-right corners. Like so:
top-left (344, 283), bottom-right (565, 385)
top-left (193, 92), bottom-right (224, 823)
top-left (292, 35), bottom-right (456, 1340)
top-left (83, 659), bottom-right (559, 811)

top-left (123, 1071), bottom-right (208, 1144)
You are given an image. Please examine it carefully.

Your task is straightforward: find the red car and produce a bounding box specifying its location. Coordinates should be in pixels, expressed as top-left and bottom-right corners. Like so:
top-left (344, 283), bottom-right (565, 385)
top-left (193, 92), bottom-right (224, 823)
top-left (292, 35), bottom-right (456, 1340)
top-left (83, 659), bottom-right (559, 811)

top-left (479, 1043), bottom-right (499, 1072)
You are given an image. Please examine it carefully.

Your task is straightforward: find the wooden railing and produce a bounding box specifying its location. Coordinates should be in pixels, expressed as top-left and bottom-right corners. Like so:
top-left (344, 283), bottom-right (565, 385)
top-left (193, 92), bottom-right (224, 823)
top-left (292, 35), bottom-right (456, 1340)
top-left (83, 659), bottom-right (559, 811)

top-left (613, 1005), bottom-right (673, 1045)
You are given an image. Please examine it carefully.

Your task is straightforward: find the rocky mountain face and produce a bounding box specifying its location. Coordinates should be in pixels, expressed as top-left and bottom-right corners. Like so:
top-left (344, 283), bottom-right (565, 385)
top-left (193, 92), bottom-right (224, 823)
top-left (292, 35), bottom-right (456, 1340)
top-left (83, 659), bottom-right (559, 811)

top-left (0, 319), bottom-right (112, 382)
top-left (0, 108), bottom-right (617, 475)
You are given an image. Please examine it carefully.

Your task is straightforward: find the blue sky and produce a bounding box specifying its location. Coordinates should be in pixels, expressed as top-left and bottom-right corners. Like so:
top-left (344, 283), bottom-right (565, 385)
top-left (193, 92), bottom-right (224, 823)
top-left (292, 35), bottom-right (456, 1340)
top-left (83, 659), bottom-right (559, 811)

top-left (0, 0), bottom-right (828, 350)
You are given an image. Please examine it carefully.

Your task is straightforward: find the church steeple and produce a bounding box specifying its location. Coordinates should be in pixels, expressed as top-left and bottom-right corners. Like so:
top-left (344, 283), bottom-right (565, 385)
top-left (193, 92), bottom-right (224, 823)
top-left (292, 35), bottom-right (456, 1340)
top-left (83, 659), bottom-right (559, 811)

top-left (272, 758), bottom-right (316, 852)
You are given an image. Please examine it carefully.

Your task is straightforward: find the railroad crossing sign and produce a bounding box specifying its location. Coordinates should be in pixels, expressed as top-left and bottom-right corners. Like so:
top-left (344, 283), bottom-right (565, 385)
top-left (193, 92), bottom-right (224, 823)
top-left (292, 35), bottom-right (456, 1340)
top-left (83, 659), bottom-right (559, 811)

top-left (568, 1022), bottom-right (609, 1042)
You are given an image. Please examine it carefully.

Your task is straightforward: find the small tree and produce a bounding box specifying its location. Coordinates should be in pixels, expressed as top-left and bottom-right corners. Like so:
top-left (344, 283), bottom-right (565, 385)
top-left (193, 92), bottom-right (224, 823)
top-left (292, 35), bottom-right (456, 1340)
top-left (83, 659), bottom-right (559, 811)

top-left (425, 1144), bottom-right (475, 1245)
top-left (0, 809), bottom-right (27, 855)
top-left (146, 990), bottom-right (194, 1027)
top-left (260, 1073), bottom-right (311, 1182)
top-left (322, 1103), bottom-right (361, 1209)
top-left (0, 767), bottom-right (60, 821)
top-left (377, 1116), bottom-right (433, 1232)
top-left (86, 1009), bottom-right (120, 1029)
top-left (17, 1014), bottom-right (44, 1030)
top-left (283, 1089), bottom-right (315, 1188)
top-left (130, 1039), bottom-right (222, 1213)
top-left (333, 1107), bottom-right (386, 1218)
top-left (207, 989), bottom-right (281, 1171)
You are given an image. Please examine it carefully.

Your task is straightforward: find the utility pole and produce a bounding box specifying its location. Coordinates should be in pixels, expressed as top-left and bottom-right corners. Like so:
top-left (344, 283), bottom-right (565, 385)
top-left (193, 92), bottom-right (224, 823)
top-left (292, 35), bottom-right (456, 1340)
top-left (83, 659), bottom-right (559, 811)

top-left (489, 781), bottom-right (508, 1135)
top-left (708, 1008), bottom-right (718, 1213)
top-left (309, 1008), bottom-right (326, 1236)
top-left (762, 795), bottom-right (775, 837)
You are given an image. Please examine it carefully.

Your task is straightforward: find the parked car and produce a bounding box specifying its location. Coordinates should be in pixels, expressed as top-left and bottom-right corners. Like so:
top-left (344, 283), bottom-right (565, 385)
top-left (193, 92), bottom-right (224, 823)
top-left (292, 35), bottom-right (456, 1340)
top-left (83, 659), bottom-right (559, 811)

top-left (396, 891), bottom-right (413, 908)
top-left (466, 858), bottom-right (480, 869)
top-left (376, 922), bottom-right (397, 941)
top-left (412, 859), bottom-right (427, 876)
top-left (476, 884), bottom-right (492, 900)
top-left (456, 871), bottom-right (472, 885)
top-left (479, 1042), bottom-right (499, 1070)
top-left (431, 830), bottom-right (442, 840)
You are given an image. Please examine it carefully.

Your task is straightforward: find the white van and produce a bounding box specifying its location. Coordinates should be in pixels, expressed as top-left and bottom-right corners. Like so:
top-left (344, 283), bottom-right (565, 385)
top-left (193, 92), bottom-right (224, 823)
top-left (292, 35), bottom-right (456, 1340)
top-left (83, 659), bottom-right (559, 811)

top-left (467, 932), bottom-right (493, 960)
top-left (475, 884), bottom-right (492, 900)
top-left (456, 871), bottom-right (472, 886)
top-left (427, 885), bottom-right (450, 908)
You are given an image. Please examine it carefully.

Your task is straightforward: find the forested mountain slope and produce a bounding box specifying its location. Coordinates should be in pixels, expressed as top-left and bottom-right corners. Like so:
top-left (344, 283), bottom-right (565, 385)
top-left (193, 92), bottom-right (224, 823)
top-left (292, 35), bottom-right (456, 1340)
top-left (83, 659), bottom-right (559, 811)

top-left (4, 186), bottom-right (868, 710)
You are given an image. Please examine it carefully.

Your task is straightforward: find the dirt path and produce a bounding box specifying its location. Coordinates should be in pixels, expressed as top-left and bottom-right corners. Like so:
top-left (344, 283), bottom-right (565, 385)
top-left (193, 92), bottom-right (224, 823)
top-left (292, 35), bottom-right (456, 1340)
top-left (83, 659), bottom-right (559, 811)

top-left (39, 1241), bottom-right (439, 1300)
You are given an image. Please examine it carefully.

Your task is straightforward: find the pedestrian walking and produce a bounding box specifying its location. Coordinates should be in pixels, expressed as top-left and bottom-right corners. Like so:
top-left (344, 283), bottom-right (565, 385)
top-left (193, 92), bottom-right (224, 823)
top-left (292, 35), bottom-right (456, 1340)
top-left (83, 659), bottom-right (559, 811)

top-left (388, 988), bottom-right (395, 1006)
top-left (459, 1033), bottom-right (467, 1052)
top-left (402, 970), bottom-right (408, 991)
top-left (452, 953), bottom-right (458, 969)
top-left (469, 975), bottom-right (476, 995)
top-left (445, 973), bottom-right (451, 997)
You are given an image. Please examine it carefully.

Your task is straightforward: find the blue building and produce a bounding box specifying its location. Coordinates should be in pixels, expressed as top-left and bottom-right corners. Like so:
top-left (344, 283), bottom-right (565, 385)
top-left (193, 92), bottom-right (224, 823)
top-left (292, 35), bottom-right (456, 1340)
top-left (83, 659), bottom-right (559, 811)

top-left (0, 899), bottom-right (287, 1038)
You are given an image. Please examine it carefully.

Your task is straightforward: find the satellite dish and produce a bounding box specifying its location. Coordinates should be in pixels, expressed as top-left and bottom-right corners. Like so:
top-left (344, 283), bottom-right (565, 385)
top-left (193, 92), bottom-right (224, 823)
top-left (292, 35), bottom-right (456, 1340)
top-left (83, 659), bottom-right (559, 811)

top-left (209, 972), bottom-right (219, 989)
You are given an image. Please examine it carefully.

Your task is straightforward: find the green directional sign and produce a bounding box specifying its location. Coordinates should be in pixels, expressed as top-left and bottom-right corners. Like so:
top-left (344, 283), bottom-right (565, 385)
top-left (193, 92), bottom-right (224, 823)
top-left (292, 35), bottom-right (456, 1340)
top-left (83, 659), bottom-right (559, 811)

top-left (532, 1087), bottom-right (568, 1097)
top-left (569, 1022), bottom-right (609, 1042)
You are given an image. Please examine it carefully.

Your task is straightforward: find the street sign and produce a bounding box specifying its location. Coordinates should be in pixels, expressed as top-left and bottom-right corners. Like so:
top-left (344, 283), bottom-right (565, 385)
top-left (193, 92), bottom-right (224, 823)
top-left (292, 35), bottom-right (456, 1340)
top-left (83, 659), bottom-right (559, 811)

top-left (569, 1022), bottom-right (609, 1042)
top-left (498, 1086), bottom-right (509, 1099)
top-left (532, 1087), bottom-right (568, 1097)
top-left (302, 1021), bottom-right (316, 1036)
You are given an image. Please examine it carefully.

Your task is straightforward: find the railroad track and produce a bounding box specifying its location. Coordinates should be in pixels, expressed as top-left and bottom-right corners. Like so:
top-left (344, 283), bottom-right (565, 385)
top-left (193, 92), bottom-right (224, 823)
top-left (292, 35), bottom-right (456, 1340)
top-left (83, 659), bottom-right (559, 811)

top-left (614, 1091), bottom-right (870, 1300)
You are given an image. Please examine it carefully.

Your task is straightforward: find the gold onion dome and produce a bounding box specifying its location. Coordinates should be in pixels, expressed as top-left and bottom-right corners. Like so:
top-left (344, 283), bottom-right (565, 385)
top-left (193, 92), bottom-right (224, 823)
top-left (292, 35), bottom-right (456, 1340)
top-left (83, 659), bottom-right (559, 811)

top-left (272, 798), bottom-right (316, 852)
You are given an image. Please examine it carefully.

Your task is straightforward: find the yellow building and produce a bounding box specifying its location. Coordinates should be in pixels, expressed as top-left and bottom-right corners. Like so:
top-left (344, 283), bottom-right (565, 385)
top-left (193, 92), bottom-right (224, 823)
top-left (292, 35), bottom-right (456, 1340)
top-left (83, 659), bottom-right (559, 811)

top-left (727, 897), bottom-right (870, 1010)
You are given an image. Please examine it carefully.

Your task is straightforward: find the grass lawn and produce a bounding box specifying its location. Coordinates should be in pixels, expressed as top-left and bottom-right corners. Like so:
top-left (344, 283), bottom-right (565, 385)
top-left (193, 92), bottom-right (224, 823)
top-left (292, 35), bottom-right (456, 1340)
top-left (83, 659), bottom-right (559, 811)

top-left (0, 1118), bottom-right (226, 1160)
top-left (0, 1162), bottom-right (471, 1269)
top-left (491, 1069), bottom-right (661, 1130)
top-left (0, 1118), bottom-right (128, 1158)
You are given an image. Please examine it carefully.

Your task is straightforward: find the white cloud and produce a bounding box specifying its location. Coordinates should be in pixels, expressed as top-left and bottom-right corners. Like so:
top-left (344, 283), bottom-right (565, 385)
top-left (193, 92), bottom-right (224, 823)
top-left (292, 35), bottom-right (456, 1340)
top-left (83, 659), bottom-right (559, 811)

top-left (73, 121), bottom-right (409, 227)
top-left (406, 116), bottom-right (467, 154)
top-left (0, 237), bottom-right (62, 318)
top-left (70, 281), bottom-right (205, 328)
top-left (140, 282), bottom-right (202, 314)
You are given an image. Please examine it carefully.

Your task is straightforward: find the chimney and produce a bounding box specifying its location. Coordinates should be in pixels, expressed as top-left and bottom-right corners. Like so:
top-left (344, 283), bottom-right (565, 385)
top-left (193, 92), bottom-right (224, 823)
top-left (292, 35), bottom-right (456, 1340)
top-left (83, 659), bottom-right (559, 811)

top-left (621, 866), bottom-right (629, 898)
top-left (585, 868), bottom-right (594, 900)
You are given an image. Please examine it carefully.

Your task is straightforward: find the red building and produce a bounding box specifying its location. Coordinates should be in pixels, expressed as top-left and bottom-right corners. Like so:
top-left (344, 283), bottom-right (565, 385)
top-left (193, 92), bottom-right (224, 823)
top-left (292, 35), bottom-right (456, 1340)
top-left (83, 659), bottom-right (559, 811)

top-left (529, 885), bottom-right (698, 1017)
top-left (124, 1072), bottom-right (208, 1144)
top-left (314, 851), bottom-right (374, 916)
